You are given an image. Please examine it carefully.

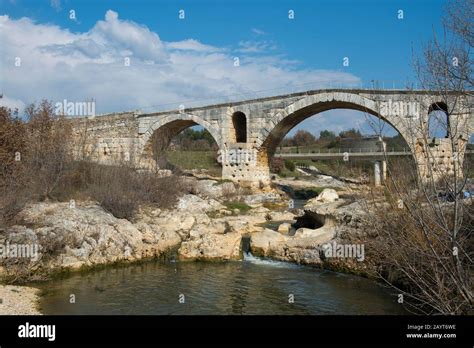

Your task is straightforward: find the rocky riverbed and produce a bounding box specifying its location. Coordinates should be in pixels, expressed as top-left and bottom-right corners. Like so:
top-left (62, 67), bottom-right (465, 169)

top-left (0, 175), bottom-right (372, 314)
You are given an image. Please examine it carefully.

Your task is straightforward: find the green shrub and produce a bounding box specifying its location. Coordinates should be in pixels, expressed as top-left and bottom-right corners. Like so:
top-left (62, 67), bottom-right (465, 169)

top-left (284, 160), bottom-right (295, 172)
top-left (224, 201), bottom-right (252, 214)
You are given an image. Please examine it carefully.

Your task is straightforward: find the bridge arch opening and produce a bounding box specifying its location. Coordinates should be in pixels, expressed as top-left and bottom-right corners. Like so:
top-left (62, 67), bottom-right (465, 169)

top-left (232, 111), bottom-right (247, 143)
top-left (427, 102), bottom-right (449, 139)
top-left (146, 119), bottom-right (222, 176)
top-left (258, 99), bottom-right (412, 185)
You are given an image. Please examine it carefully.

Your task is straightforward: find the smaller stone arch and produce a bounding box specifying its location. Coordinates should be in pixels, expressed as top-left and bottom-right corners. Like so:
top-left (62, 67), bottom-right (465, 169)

top-left (140, 113), bottom-right (222, 169)
top-left (142, 113), bottom-right (222, 147)
top-left (232, 111), bottom-right (247, 143)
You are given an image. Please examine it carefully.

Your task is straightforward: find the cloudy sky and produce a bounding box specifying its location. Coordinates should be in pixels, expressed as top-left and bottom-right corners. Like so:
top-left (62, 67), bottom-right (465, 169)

top-left (0, 0), bottom-right (448, 137)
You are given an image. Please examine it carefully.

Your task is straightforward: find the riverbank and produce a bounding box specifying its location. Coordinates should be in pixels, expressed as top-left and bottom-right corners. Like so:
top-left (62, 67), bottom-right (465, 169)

top-left (0, 174), bottom-right (379, 314)
top-left (0, 285), bottom-right (41, 315)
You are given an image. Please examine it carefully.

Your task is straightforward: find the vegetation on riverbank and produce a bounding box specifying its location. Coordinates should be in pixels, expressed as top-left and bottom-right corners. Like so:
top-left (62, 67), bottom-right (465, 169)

top-left (0, 103), bottom-right (192, 225)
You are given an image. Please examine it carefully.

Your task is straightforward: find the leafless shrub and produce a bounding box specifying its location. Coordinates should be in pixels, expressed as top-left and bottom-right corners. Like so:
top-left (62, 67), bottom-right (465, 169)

top-left (37, 230), bottom-right (82, 258)
top-left (270, 157), bottom-right (284, 174)
top-left (1, 99), bottom-right (191, 224)
top-left (0, 176), bottom-right (31, 225)
top-left (221, 182), bottom-right (237, 197)
top-left (364, 188), bottom-right (473, 314)
top-left (59, 162), bottom-right (190, 220)
top-left (1, 101), bottom-right (72, 225)
top-left (0, 108), bottom-right (30, 225)
top-left (24, 101), bottom-right (72, 201)
top-left (360, 0), bottom-right (473, 314)
top-left (0, 257), bottom-right (44, 284)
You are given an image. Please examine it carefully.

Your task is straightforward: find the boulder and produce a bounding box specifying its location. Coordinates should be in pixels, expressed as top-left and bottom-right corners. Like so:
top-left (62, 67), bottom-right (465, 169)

top-left (293, 225), bottom-right (335, 243)
top-left (249, 229), bottom-right (288, 257)
top-left (156, 169), bottom-right (172, 177)
top-left (267, 211), bottom-right (296, 221)
top-left (178, 232), bottom-right (242, 261)
top-left (176, 194), bottom-right (224, 213)
top-left (295, 168), bottom-right (311, 176)
top-left (277, 222), bottom-right (291, 234)
top-left (194, 180), bottom-right (236, 199)
top-left (314, 188), bottom-right (339, 203)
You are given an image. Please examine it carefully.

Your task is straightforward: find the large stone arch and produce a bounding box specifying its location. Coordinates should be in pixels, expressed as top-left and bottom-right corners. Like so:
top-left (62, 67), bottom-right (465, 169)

top-left (255, 92), bottom-right (413, 166)
top-left (140, 113), bottom-right (222, 169)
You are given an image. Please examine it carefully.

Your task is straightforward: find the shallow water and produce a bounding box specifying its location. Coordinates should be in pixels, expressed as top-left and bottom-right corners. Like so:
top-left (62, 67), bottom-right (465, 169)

top-left (34, 255), bottom-right (407, 315)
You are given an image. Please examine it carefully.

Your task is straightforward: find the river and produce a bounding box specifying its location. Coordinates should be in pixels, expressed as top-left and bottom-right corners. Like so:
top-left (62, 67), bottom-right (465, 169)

top-left (33, 253), bottom-right (406, 315)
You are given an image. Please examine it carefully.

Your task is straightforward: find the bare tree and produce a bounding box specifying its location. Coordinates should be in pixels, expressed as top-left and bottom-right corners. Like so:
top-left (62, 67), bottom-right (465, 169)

top-left (25, 101), bottom-right (72, 200)
top-left (363, 0), bottom-right (473, 314)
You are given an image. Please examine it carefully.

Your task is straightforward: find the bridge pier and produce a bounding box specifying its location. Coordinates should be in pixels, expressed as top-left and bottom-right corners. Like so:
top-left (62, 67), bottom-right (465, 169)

top-left (220, 143), bottom-right (271, 187)
top-left (374, 160), bottom-right (387, 186)
top-left (414, 137), bottom-right (467, 183)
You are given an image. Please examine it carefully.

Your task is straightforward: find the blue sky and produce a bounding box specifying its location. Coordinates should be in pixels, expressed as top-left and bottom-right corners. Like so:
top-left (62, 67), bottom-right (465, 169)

top-left (0, 0), bottom-right (450, 137)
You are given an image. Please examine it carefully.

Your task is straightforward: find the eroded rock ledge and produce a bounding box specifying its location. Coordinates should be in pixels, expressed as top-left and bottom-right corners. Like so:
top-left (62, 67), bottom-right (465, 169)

top-left (0, 185), bottom-right (367, 282)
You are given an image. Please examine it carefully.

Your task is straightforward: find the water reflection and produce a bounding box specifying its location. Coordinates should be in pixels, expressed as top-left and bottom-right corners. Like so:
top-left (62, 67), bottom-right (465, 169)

top-left (34, 258), bottom-right (407, 315)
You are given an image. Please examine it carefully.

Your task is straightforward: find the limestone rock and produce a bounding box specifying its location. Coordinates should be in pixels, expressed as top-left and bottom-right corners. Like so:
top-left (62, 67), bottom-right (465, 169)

top-left (314, 188), bottom-right (339, 203)
top-left (1, 202), bottom-right (186, 274)
top-left (0, 192), bottom-right (288, 280)
top-left (194, 180), bottom-right (236, 199)
top-left (249, 229), bottom-right (288, 257)
top-left (267, 211), bottom-right (295, 221)
top-left (176, 194), bottom-right (224, 213)
top-left (277, 222), bottom-right (291, 234)
top-left (242, 192), bottom-right (283, 206)
top-left (178, 232), bottom-right (242, 261)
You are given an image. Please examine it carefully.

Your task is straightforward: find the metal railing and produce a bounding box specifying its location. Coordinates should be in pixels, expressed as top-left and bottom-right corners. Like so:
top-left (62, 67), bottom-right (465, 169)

top-left (275, 147), bottom-right (411, 154)
top-left (275, 149), bottom-right (474, 158)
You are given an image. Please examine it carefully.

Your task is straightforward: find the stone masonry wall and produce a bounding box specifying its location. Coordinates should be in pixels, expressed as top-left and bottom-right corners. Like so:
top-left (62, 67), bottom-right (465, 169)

top-left (69, 112), bottom-right (142, 166)
top-left (66, 90), bottom-right (472, 185)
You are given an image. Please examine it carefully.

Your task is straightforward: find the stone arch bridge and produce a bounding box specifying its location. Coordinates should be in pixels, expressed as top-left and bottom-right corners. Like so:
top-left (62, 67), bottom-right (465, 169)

top-left (70, 89), bottom-right (473, 186)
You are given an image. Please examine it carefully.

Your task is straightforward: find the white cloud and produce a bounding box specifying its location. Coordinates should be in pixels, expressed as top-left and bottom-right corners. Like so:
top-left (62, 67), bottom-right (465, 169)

top-left (251, 28), bottom-right (266, 35)
top-left (50, 0), bottom-right (61, 11)
top-left (0, 95), bottom-right (26, 112)
top-left (0, 10), bottom-right (361, 116)
top-left (89, 10), bottom-right (168, 62)
top-left (237, 40), bottom-right (277, 53)
top-left (166, 39), bottom-right (221, 53)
